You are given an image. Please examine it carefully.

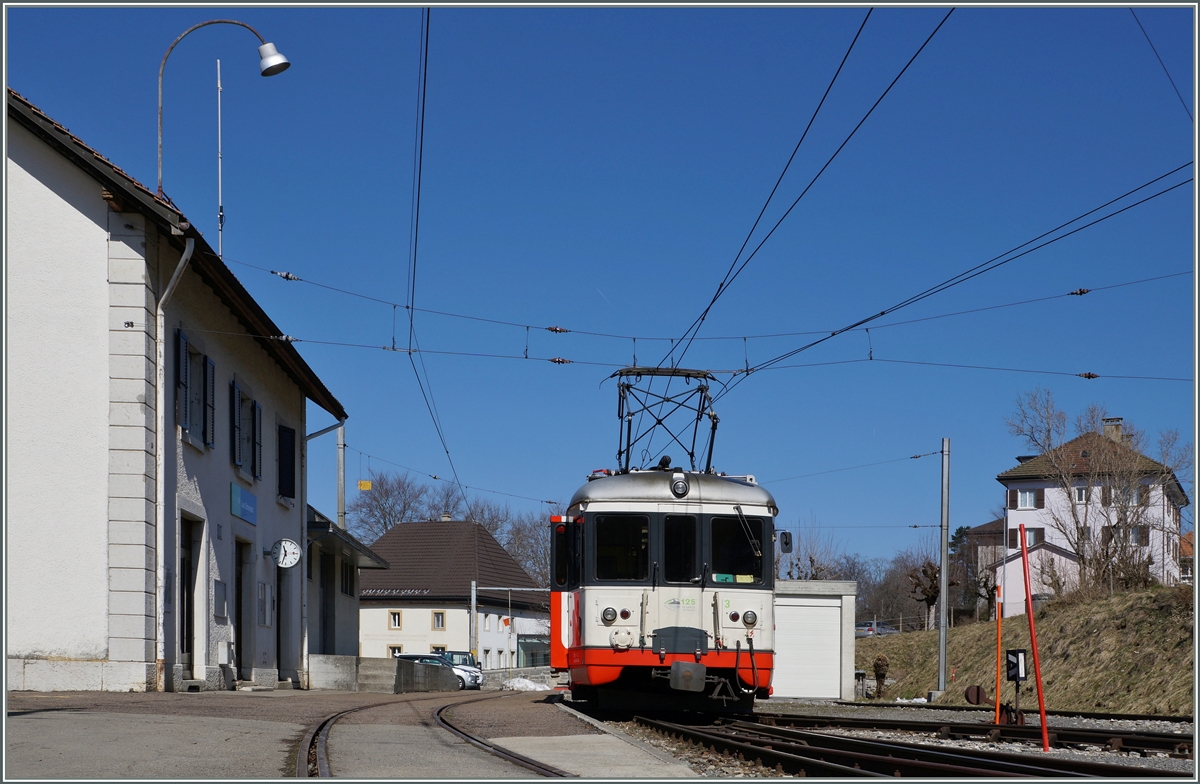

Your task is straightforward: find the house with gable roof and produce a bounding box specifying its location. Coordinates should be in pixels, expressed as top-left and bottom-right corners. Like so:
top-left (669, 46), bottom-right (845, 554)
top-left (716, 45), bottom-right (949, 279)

top-left (6, 88), bottom-right (359, 692)
top-left (992, 417), bottom-right (1189, 617)
top-left (358, 521), bottom-right (549, 669)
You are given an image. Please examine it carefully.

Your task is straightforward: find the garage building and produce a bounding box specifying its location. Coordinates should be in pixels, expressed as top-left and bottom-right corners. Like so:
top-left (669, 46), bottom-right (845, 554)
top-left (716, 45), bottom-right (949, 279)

top-left (771, 581), bottom-right (856, 701)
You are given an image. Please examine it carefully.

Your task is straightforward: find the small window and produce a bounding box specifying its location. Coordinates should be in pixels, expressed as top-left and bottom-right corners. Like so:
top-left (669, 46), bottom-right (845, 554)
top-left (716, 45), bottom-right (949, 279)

top-left (595, 514), bottom-right (649, 581)
top-left (340, 561), bottom-right (354, 596)
top-left (1018, 490), bottom-right (1036, 509)
top-left (230, 381), bottom-right (263, 479)
top-left (1008, 527), bottom-right (1045, 549)
top-left (177, 331), bottom-right (216, 447)
top-left (483, 649), bottom-right (492, 668)
top-left (389, 611), bottom-right (402, 630)
top-left (278, 424), bottom-right (296, 499)
top-left (431, 645), bottom-right (447, 654)
top-left (1074, 487), bottom-right (1088, 504)
top-left (432, 611), bottom-right (446, 630)
top-left (257, 582), bottom-right (272, 627)
top-left (389, 645), bottom-right (403, 657)
top-left (483, 614), bottom-right (491, 631)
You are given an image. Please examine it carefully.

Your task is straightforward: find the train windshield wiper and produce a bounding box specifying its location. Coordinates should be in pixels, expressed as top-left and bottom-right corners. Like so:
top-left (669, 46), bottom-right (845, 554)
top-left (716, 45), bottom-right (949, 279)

top-left (734, 505), bottom-right (762, 557)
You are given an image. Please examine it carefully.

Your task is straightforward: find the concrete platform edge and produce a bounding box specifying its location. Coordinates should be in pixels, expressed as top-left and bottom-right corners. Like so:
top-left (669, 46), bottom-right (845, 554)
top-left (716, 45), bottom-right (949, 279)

top-left (556, 699), bottom-right (690, 767)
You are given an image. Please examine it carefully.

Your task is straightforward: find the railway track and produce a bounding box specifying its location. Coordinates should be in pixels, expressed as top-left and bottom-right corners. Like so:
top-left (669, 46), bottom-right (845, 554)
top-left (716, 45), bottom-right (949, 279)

top-left (754, 711), bottom-right (1194, 758)
top-left (831, 701), bottom-right (1193, 724)
top-left (297, 691), bottom-right (574, 778)
top-left (636, 715), bottom-right (1194, 777)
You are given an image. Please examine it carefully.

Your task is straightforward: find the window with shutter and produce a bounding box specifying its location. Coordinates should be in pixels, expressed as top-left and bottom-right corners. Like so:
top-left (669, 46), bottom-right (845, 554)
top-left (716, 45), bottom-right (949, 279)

top-left (1007, 489), bottom-right (1018, 509)
top-left (1008, 528), bottom-right (1018, 549)
top-left (1034, 488), bottom-right (1045, 509)
top-left (231, 383), bottom-right (243, 467)
top-left (204, 357), bottom-right (216, 447)
top-left (1138, 525), bottom-right (1150, 547)
top-left (1138, 485), bottom-right (1150, 507)
top-left (253, 402), bottom-right (263, 479)
top-left (177, 331), bottom-right (190, 430)
top-left (1101, 526), bottom-right (1113, 546)
top-left (278, 425), bottom-right (296, 498)
top-left (1101, 485), bottom-right (1111, 507)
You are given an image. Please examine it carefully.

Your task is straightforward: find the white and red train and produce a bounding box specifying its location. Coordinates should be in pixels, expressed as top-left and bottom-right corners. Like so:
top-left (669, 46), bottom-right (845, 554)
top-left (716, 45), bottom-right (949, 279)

top-left (550, 464), bottom-right (790, 711)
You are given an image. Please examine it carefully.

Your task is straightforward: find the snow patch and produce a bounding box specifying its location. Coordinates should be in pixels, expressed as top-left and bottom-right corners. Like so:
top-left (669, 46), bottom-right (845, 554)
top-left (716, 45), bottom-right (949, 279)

top-left (894, 697), bottom-right (928, 704)
top-left (501, 677), bottom-right (551, 691)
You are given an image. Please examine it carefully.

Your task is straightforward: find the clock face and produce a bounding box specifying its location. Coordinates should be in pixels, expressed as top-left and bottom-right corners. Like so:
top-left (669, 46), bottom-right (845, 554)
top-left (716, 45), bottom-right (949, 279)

top-left (272, 539), bottom-right (301, 569)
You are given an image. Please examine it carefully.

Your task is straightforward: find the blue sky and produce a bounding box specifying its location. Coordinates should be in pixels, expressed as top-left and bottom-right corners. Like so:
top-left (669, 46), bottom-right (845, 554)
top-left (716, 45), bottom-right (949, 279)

top-left (6, 6), bottom-right (1195, 559)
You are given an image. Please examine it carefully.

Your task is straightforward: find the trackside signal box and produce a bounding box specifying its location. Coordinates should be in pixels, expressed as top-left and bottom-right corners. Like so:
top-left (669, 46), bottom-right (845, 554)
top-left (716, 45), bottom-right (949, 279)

top-left (1006, 649), bottom-right (1028, 682)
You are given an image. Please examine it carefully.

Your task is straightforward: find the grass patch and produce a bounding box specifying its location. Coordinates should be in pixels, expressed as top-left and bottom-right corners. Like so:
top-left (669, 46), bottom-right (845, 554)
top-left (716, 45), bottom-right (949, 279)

top-left (855, 586), bottom-right (1194, 715)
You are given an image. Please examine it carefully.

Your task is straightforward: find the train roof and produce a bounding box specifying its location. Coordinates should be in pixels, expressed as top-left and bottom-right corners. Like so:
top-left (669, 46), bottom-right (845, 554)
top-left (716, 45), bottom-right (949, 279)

top-left (568, 470), bottom-right (778, 512)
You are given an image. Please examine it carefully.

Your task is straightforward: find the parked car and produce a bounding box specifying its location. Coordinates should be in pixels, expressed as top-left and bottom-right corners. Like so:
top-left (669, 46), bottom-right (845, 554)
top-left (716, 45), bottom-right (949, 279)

top-left (855, 621), bottom-right (900, 638)
top-left (445, 650), bottom-right (479, 669)
top-left (395, 653), bottom-right (481, 690)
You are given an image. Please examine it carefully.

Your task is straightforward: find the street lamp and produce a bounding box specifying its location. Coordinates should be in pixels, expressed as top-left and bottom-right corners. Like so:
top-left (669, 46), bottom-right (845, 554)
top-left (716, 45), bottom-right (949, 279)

top-left (157, 19), bottom-right (290, 197)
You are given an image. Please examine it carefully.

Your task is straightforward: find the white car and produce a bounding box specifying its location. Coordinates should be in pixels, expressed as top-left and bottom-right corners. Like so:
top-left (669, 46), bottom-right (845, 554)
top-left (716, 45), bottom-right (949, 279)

top-left (396, 653), bottom-right (481, 690)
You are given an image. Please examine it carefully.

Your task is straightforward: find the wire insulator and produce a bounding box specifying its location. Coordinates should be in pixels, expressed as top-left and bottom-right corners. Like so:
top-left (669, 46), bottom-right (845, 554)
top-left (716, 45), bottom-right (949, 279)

top-left (1068, 288), bottom-right (1090, 296)
top-left (546, 326), bottom-right (569, 333)
top-left (549, 357), bottom-right (572, 365)
top-left (1078, 372), bottom-right (1099, 379)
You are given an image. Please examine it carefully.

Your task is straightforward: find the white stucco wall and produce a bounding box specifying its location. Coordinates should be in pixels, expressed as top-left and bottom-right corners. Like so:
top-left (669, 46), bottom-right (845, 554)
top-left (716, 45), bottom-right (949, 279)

top-left (6, 119), bottom-right (111, 662)
top-left (165, 273), bottom-right (308, 686)
top-left (359, 604), bottom-right (548, 666)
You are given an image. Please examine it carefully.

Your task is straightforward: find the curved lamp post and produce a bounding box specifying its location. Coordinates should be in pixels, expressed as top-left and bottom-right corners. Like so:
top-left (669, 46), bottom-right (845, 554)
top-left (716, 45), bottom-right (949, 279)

top-left (157, 19), bottom-right (290, 197)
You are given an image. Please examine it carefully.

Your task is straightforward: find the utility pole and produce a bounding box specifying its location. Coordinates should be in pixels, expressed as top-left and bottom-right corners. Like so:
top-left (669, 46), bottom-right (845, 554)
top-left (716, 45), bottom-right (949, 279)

top-left (336, 425), bottom-right (346, 529)
top-left (935, 437), bottom-right (950, 698)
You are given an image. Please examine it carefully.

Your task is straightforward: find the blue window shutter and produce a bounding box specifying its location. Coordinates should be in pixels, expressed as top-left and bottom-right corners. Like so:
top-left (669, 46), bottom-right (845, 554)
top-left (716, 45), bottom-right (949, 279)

top-left (231, 383), bottom-right (243, 467)
top-left (253, 402), bottom-right (263, 479)
top-left (204, 357), bottom-right (216, 448)
top-left (177, 331), bottom-right (190, 431)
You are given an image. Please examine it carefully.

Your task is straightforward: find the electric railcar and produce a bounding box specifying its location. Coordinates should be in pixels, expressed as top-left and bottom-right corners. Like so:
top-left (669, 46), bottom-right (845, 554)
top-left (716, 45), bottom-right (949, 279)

top-left (549, 463), bottom-right (790, 711)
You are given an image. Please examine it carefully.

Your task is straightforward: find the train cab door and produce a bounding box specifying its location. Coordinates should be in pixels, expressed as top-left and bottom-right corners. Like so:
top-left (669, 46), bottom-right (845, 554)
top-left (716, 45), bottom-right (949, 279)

top-left (550, 515), bottom-right (581, 669)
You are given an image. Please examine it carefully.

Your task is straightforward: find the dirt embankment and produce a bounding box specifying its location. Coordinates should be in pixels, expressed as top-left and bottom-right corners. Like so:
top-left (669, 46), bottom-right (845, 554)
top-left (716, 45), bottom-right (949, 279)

top-left (855, 586), bottom-right (1194, 715)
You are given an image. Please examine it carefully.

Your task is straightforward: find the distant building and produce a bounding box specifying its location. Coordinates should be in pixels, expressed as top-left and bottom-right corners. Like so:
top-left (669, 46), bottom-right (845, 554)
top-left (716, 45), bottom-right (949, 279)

top-left (7, 88), bottom-right (346, 692)
top-left (993, 418), bottom-right (1189, 617)
top-left (358, 522), bottom-right (548, 668)
top-left (306, 506), bottom-right (389, 657)
top-left (1180, 532), bottom-right (1193, 585)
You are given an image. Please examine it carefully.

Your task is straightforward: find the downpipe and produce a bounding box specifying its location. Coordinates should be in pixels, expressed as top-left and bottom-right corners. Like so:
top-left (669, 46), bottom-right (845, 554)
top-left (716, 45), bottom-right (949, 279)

top-left (155, 237), bottom-right (194, 691)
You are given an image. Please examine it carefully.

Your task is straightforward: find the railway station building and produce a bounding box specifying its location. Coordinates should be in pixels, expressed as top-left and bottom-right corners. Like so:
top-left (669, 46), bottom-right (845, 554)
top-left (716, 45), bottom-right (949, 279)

top-left (358, 521), bottom-right (549, 668)
top-left (993, 418), bottom-right (1190, 617)
top-left (6, 88), bottom-right (348, 692)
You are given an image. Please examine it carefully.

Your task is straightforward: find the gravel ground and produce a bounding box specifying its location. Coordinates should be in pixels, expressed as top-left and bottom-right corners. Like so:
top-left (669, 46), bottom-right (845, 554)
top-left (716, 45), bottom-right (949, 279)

top-left (439, 691), bottom-right (603, 739)
top-left (609, 720), bottom-right (788, 778)
top-left (602, 700), bottom-right (1194, 777)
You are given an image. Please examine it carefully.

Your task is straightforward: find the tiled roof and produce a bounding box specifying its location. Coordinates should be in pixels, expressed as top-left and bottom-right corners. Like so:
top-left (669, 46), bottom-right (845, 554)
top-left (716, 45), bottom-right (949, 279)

top-left (1182, 531), bottom-right (1193, 559)
top-left (358, 521), bottom-right (541, 608)
top-left (995, 431), bottom-right (1188, 507)
top-left (7, 87), bottom-right (346, 420)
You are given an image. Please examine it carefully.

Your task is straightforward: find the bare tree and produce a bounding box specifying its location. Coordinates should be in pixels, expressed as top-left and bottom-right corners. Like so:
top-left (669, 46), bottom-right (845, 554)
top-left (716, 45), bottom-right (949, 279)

top-left (422, 482), bottom-right (467, 522)
top-left (501, 509), bottom-right (552, 589)
top-left (347, 469), bottom-right (429, 543)
top-left (777, 516), bottom-right (843, 580)
top-left (1005, 389), bottom-right (1192, 592)
top-left (466, 497), bottom-right (512, 537)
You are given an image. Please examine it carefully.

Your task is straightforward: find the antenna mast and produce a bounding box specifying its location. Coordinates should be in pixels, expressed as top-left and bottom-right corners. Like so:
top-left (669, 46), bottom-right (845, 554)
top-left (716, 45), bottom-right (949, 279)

top-left (216, 59), bottom-right (225, 259)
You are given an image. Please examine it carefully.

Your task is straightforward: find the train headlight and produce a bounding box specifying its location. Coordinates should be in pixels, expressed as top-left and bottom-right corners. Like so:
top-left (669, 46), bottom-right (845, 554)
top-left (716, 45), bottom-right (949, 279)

top-left (728, 611), bottom-right (740, 622)
top-left (601, 607), bottom-right (618, 623)
top-left (671, 475), bottom-right (689, 497)
top-left (743, 610), bottom-right (758, 627)
top-left (619, 608), bottom-right (631, 620)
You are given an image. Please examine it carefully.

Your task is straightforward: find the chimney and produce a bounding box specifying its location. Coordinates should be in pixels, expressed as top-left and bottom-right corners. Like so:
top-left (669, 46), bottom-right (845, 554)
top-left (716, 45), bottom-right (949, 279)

top-left (1103, 417), bottom-right (1123, 442)
top-left (440, 512), bottom-right (452, 522)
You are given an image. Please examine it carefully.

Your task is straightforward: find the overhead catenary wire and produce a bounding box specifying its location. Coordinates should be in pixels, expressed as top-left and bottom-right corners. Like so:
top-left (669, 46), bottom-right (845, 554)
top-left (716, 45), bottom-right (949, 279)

top-left (711, 166), bottom-right (1194, 404)
top-left (1129, 8), bottom-right (1193, 123)
top-left (223, 250), bottom-right (1191, 345)
top-left (763, 450), bottom-right (941, 484)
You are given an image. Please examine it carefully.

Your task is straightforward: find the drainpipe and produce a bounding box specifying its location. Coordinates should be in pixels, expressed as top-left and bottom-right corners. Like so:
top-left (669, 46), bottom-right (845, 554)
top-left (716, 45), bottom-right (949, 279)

top-left (155, 237), bottom-right (195, 692)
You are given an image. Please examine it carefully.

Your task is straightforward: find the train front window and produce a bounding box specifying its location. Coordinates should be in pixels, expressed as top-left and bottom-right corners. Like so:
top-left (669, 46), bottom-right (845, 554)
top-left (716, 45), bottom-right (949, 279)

top-left (595, 514), bottom-right (649, 581)
top-left (710, 515), bottom-right (764, 584)
top-left (664, 515), bottom-right (698, 583)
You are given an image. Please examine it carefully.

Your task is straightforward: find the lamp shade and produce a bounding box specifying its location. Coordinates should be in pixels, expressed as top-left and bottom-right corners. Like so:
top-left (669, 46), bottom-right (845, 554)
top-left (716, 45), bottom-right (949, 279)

top-left (258, 42), bottom-right (290, 76)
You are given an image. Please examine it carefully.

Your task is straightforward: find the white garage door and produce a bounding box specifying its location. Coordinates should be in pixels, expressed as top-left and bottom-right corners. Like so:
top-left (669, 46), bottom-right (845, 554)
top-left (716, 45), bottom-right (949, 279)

top-left (773, 598), bottom-right (842, 699)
